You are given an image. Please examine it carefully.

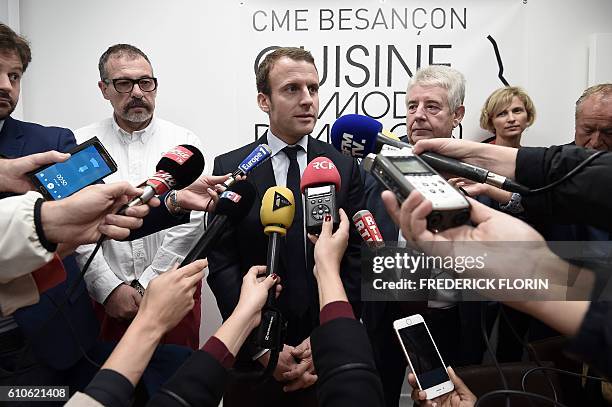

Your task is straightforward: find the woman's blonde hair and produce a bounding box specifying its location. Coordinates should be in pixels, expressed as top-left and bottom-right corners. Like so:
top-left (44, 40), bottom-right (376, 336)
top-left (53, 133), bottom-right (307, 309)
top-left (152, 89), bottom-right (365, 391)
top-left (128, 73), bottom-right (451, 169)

top-left (480, 87), bottom-right (536, 133)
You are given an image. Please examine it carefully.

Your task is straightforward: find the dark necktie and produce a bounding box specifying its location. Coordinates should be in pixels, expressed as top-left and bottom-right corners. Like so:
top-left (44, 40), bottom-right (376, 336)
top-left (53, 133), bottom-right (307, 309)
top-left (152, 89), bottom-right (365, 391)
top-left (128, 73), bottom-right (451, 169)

top-left (282, 145), bottom-right (308, 316)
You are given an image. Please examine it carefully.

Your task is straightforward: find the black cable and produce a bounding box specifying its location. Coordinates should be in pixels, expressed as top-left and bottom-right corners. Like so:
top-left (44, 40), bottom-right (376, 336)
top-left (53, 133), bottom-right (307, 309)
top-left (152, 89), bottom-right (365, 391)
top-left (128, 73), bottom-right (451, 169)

top-left (527, 151), bottom-right (605, 195)
top-left (522, 366), bottom-right (610, 394)
top-left (15, 235), bottom-right (106, 373)
top-left (481, 303), bottom-right (511, 407)
top-left (475, 390), bottom-right (569, 407)
top-left (499, 306), bottom-right (558, 402)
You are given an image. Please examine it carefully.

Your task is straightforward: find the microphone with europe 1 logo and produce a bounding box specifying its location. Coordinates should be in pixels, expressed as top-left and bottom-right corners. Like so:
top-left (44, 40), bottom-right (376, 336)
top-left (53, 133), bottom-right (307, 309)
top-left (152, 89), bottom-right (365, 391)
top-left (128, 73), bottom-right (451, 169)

top-left (300, 157), bottom-right (341, 235)
top-left (330, 114), bottom-right (529, 195)
top-left (256, 186), bottom-right (294, 351)
top-left (121, 144), bottom-right (205, 212)
top-left (180, 180), bottom-right (256, 266)
top-left (222, 144), bottom-right (273, 188)
top-left (352, 209), bottom-right (384, 243)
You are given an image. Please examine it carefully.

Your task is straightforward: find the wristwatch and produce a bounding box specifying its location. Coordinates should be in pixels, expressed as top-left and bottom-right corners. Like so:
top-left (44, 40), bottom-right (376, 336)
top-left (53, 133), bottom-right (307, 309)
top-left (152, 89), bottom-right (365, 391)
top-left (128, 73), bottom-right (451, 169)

top-left (130, 280), bottom-right (145, 297)
top-left (499, 192), bottom-right (524, 214)
top-left (165, 190), bottom-right (188, 217)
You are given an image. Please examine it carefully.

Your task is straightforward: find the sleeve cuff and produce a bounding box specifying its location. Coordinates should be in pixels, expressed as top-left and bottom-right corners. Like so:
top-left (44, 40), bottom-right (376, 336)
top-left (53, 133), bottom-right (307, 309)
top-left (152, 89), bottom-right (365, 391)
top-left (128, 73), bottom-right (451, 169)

top-left (320, 301), bottom-right (355, 325)
top-left (201, 335), bottom-right (235, 369)
top-left (33, 198), bottom-right (58, 253)
top-left (84, 368), bottom-right (134, 407)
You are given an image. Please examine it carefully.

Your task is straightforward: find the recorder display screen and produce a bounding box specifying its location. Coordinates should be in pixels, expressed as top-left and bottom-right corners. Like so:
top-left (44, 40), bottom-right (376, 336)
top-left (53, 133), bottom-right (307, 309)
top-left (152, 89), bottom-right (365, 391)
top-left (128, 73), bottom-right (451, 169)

top-left (34, 145), bottom-right (112, 200)
top-left (398, 323), bottom-right (448, 389)
top-left (390, 157), bottom-right (430, 174)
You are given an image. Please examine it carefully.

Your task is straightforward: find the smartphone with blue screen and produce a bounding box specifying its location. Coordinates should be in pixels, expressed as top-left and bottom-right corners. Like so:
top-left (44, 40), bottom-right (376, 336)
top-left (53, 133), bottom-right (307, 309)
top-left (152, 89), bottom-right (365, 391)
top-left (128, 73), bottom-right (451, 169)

top-left (28, 137), bottom-right (117, 200)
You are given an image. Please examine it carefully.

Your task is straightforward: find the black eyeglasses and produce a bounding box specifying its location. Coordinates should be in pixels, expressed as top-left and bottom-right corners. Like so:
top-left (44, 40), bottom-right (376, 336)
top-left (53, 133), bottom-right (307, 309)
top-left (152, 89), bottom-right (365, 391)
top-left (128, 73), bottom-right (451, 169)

top-left (104, 77), bottom-right (158, 93)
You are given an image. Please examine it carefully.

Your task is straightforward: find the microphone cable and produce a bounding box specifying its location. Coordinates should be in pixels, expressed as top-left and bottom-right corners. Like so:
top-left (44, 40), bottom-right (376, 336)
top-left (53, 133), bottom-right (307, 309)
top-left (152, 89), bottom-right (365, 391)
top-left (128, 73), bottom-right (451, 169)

top-left (480, 303), bottom-right (511, 407)
top-left (525, 151), bottom-right (605, 196)
top-left (521, 366), bottom-right (610, 396)
top-left (475, 390), bottom-right (569, 407)
top-left (499, 305), bottom-right (558, 403)
top-left (15, 220), bottom-right (113, 374)
top-left (13, 195), bottom-right (151, 374)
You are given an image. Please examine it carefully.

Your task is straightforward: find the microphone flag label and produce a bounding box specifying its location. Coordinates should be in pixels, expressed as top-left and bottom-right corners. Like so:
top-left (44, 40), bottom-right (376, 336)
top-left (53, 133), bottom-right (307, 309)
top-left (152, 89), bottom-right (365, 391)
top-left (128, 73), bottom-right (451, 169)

top-left (354, 212), bottom-right (383, 242)
top-left (220, 190), bottom-right (242, 203)
top-left (163, 145), bottom-right (193, 165)
top-left (340, 133), bottom-right (366, 158)
top-left (239, 144), bottom-right (272, 174)
top-left (273, 191), bottom-right (292, 211)
top-left (148, 170), bottom-right (176, 194)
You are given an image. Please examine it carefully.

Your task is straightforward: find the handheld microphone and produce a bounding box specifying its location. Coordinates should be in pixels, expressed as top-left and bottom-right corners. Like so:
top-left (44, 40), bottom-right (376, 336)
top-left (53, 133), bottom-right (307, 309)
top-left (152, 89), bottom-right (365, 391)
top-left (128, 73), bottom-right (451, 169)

top-left (300, 157), bottom-right (341, 234)
top-left (330, 114), bottom-right (529, 195)
top-left (257, 186), bottom-right (294, 349)
top-left (125, 144), bottom-right (205, 209)
top-left (352, 210), bottom-right (384, 243)
top-left (180, 181), bottom-right (255, 266)
top-left (223, 144), bottom-right (273, 188)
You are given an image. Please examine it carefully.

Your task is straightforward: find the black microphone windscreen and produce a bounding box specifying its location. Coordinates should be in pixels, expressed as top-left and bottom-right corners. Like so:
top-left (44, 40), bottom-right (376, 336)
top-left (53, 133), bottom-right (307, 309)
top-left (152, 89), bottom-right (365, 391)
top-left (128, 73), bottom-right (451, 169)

top-left (156, 145), bottom-right (205, 189)
top-left (215, 180), bottom-right (256, 222)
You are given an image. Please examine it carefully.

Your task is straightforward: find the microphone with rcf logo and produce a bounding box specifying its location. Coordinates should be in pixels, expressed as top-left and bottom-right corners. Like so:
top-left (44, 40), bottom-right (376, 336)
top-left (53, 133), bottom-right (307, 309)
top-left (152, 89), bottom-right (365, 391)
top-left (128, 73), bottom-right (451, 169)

top-left (300, 157), bottom-right (341, 234)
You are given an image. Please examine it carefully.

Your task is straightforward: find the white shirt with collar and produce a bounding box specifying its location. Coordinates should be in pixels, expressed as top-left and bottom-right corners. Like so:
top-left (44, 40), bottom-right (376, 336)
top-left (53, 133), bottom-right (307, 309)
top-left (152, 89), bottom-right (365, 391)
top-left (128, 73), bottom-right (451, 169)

top-left (266, 130), bottom-right (309, 260)
top-left (266, 129), bottom-right (309, 185)
top-left (74, 116), bottom-right (204, 304)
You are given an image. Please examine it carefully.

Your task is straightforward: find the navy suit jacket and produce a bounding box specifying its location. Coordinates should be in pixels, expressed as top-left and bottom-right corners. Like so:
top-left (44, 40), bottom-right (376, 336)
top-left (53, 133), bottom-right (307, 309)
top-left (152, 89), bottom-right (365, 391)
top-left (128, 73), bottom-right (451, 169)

top-left (208, 134), bottom-right (365, 348)
top-left (0, 116), bottom-right (99, 370)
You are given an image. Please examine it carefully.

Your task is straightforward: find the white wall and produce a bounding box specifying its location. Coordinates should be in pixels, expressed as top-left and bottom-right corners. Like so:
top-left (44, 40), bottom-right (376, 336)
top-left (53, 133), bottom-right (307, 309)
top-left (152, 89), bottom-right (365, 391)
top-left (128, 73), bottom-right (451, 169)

top-left (15, 0), bottom-right (612, 153)
top-left (4, 0), bottom-right (612, 341)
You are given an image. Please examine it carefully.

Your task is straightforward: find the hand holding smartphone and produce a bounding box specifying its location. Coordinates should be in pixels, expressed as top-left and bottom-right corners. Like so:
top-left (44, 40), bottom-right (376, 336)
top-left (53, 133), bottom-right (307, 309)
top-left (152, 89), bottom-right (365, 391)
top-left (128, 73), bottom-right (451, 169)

top-left (394, 314), bottom-right (454, 399)
top-left (28, 137), bottom-right (117, 200)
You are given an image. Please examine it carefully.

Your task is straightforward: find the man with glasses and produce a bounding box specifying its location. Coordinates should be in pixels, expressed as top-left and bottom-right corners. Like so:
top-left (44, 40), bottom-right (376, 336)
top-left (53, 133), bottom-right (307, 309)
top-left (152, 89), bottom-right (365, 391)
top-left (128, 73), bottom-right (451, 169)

top-left (74, 44), bottom-right (204, 351)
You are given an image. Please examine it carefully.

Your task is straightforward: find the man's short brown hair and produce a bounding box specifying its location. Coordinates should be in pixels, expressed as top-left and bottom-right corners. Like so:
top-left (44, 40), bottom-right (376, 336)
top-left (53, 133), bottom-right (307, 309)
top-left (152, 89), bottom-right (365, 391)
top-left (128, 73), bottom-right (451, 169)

top-left (256, 47), bottom-right (316, 96)
top-left (0, 23), bottom-right (32, 72)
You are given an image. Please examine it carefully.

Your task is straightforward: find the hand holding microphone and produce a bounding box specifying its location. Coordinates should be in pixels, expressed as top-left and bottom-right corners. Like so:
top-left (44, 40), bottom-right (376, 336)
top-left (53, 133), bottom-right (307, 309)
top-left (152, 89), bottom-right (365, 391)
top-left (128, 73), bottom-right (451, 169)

top-left (121, 144), bottom-right (205, 212)
top-left (170, 173), bottom-right (235, 212)
top-left (180, 180), bottom-right (256, 266)
top-left (307, 208), bottom-right (350, 307)
top-left (256, 186), bottom-right (295, 350)
top-left (300, 157), bottom-right (341, 234)
top-left (330, 114), bottom-right (528, 195)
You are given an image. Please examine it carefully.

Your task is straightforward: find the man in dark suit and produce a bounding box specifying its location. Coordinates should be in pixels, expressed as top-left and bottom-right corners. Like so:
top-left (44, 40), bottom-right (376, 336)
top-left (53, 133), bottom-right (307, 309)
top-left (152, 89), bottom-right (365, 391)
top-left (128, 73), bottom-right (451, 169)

top-left (208, 47), bottom-right (364, 406)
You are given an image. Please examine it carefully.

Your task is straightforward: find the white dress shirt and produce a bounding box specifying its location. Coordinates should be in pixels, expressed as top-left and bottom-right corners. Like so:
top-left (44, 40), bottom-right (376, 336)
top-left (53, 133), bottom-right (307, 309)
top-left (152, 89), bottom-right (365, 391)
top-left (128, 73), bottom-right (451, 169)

top-left (74, 117), bottom-right (204, 304)
top-left (266, 131), bottom-right (309, 258)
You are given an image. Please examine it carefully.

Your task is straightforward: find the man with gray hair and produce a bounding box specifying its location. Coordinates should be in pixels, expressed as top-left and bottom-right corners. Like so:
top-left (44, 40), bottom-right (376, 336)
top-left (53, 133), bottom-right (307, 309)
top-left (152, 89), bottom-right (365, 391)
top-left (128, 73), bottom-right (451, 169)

top-left (75, 44), bottom-right (204, 349)
top-left (362, 65), bottom-right (472, 407)
top-left (405, 64), bottom-right (466, 143)
top-left (574, 83), bottom-right (612, 151)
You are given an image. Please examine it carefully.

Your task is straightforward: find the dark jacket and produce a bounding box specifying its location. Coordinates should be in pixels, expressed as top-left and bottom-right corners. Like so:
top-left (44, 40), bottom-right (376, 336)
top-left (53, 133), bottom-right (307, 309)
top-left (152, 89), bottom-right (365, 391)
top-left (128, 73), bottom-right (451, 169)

top-left (208, 134), bottom-right (364, 352)
top-left (516, 144), bottom-right (612, 377)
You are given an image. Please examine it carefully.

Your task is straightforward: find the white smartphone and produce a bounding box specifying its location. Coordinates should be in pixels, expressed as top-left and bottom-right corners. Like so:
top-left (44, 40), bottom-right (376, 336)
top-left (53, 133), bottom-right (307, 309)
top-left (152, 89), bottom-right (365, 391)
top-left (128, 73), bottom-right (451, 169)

top-left (393, 314), bottom-right (454, 399)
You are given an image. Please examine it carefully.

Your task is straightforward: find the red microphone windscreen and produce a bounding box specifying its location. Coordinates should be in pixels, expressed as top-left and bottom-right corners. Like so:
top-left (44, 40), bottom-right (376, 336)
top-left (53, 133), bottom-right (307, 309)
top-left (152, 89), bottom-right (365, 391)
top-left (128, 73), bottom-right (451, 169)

top-left (300, 157), bottom-right (341, 193)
